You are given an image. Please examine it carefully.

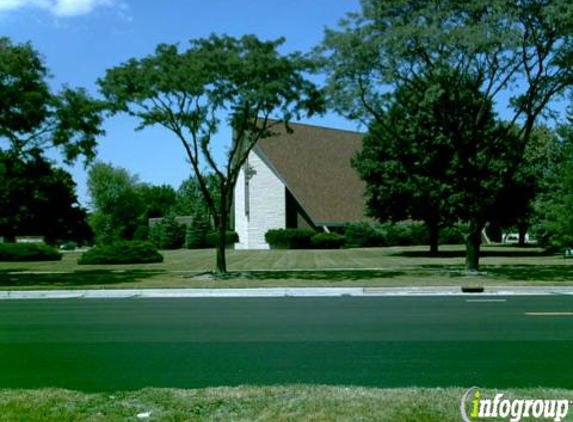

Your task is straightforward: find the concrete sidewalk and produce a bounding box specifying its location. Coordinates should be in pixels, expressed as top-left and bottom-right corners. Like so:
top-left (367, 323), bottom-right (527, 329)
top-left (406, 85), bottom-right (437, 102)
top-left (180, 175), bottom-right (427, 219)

top-left (1, 286), bottom-right (573, 299)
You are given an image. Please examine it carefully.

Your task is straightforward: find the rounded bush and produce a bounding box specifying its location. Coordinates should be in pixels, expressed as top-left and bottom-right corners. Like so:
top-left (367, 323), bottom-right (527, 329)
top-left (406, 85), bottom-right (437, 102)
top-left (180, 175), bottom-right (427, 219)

top-left (378, 222), bottom-right (429, 246)
top-left (403, 222), bottom-right (430, 245)
top-left (439, 224), bottom-right (467, 245)
top-left (0, 243), bottom-right (62, 261)
top-left (343, 222), bottom-right (385, 247)
top-left (205, 231), bottom-right (239, 247)
top-left (344, 221), bottom-right (432, 247)
top-left (310, 233), bottom-right (346, 249)
top-left (265, 229), bottom-right (315, 249)
top-left (78, 241), bottom-right (163, 265)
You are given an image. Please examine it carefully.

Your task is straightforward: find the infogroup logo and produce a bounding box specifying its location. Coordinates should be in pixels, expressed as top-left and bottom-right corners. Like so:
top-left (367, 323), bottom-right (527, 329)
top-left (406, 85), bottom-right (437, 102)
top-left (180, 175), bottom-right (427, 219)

top-left (461, 387), bottom-right (570, 422)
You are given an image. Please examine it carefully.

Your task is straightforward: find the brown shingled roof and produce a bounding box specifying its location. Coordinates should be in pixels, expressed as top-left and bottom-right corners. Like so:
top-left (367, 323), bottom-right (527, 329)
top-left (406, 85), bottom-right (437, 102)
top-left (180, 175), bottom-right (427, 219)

top-left (255, 121), bottom-right (367, 225)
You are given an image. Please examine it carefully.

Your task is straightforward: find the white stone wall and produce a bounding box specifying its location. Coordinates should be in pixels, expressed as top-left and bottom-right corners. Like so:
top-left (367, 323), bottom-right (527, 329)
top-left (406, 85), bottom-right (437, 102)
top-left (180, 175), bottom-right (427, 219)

top-left (234, 149), bottom-right (286, 249)
top-left (234, 161), bottom-right (249, 249)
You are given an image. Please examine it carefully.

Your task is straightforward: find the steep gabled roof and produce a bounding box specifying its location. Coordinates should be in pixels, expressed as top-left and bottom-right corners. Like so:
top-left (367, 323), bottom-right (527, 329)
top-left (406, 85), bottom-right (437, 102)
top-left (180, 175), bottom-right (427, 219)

top-left (254, 121), bottom-right (367, 225)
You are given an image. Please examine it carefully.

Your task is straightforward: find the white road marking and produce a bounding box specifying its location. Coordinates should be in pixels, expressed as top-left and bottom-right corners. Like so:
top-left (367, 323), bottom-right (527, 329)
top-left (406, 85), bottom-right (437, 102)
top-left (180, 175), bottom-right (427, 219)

top-left (525, 312), bottom-right (573, 317)
top-left (465, 299), bottom-right (507, 303)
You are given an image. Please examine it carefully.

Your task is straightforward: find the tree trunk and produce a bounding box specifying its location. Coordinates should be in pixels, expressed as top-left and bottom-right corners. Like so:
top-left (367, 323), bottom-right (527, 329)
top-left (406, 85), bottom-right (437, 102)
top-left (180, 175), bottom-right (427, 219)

top-left (215, 193), bottom-right (228, 274)
top-left (517, 223), bottom-right (528, 247)
top-left (428, 221), bottom-right (439, 255)
top-left (465, 220), bottom-right (482, 272)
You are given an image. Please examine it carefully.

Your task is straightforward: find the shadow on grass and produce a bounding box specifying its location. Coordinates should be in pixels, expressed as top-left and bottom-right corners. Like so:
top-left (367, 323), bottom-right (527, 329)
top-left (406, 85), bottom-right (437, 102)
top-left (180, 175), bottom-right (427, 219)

top-left (418, 264), bottom-right (573, 282)
top-left (198, 270), bottom-right (405, 282)
top-left (486, 265), bottom-right (573, 282)
top-left (394, 250), bottom-right (554, 258)
top-left (0, 270), bottom-right (162, 288)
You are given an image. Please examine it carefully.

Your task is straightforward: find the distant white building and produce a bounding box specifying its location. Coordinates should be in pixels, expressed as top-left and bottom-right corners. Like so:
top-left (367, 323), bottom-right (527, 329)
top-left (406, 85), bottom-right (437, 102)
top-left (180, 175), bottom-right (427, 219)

top-left (233, 122), bottom-right (367, 249)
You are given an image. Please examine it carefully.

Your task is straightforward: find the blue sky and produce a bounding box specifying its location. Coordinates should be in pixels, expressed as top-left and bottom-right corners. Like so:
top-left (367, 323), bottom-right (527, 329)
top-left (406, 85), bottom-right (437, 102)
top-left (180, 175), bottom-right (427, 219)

top-left (1, 0), bottom-right (361, 206)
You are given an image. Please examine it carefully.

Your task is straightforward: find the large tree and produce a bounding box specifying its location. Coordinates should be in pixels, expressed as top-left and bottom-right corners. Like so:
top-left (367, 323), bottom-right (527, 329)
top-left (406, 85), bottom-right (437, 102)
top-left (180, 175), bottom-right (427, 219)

top-left (355, 69), bottom-right (519, 260)
top-left (533, 120), bottom-right (573, 250)
top-left (87, 162), bottom-right (188, 244)
top-left (138, 184), bottom-right (178, 220)
top-left (0, 38), bottom-right (104, 244)
top-left (0, 37), bottom-right (104, 164)
top-left (0, 152), bottom-right (93, 244)
top-left (491, 125), bottom-right (556, 245)
top-left (320, 0), bottom-right (573, 270)
top-left (87, 162), bottom-right (144, 244)
top-left (99, 34), bottom-right (323, 272)
top-left (171, 175), bottom-right (220, 222)
top-left (354, 70), bottom-right (459, 254)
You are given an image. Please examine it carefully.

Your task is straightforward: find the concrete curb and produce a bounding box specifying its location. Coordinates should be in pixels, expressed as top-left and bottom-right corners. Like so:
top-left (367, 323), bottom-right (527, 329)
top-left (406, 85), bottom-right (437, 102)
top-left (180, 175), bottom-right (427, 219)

top-left (1, 286), bottom-right (573, 300)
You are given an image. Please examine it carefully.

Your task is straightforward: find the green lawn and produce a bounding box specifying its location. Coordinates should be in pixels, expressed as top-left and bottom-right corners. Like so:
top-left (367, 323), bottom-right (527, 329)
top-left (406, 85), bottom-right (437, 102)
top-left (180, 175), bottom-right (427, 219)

top-left (1, 245), bottom-right (572, 289)
top-left (1, 386), bottom-right (572, 422)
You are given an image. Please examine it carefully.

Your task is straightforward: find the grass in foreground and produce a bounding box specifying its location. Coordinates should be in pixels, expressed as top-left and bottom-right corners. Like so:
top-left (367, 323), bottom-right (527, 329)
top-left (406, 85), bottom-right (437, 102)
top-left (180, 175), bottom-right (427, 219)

top-left (1, 245), bottom-right (572, 289)
top-left (1, 386), bottom-right (573, 422)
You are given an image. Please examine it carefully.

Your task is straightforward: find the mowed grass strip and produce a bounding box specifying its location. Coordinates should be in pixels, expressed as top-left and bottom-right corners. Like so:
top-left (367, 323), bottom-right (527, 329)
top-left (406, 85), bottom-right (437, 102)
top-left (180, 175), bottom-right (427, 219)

top-left (1, 386), bottom-right (572, 422)
top-left (1, 245), bottom-right (573, 289)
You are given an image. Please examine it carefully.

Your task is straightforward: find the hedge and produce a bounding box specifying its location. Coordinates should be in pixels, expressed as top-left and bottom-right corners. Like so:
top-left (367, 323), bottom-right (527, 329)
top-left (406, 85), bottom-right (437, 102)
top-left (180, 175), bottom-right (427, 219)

top-left (343, 222), bottom-right (385, 247)
top-left (379, 222), bottom-right (429, 246)
top-left (439, 224), bottom-right (468, 245)
top-left (0, 243), bottom-right (62, 261)
top-left (78, 241), bottom-right (163, 265)
top-left (205, 231), bottom-right (239, 247)
top-left (310, 233), bottom-right (346, 249)
top-left (264, 223), bottom-right (467, 249)
top-left (265, 229), bottom-right (315, 249)
top-left (344, 221), bottom-right (465, 248)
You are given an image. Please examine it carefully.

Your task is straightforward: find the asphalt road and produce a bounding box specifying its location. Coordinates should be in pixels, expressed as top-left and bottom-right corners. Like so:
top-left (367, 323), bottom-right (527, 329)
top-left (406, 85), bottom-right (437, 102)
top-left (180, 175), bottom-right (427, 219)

top-left (0, 296), bottom-right (572, 392)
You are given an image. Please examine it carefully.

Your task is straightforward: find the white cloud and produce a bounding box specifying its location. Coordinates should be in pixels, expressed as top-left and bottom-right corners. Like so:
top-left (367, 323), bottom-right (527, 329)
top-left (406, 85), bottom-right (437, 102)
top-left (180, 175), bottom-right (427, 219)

top-left (51, 0), bottom-right (110, 16)
top-left (0, 0), bottom-right (114, 16)
top-left (0, 0), bottom-right (48, 11)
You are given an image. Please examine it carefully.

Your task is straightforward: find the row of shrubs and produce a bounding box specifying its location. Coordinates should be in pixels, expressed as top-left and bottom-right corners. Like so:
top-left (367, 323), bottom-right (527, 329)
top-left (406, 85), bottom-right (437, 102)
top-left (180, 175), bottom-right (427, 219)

top-left (142, 215), bottom-right (238, 250)
top-left (0, 243), bottom-right (63, 261)
top-left (0, 228), bottom-right (239, 265)
top-left (265, 229), bottom-right (346, 249)
top-left (77, 241), bottom-right (164, 265)
top-left (78, 231), bottom-right (239, 265)
top-left (0, 241), bottom-right (162, 264)
top-left (0, 232), bottom-right (238, 265)
top-left (343, 222), bottom-right (467, 248)
top-left (265, 222), bottom-right (467, 249)
top-left (65, 234), bottom-right (239, 265)
top-left (0, 222), bottom-right (467, 264)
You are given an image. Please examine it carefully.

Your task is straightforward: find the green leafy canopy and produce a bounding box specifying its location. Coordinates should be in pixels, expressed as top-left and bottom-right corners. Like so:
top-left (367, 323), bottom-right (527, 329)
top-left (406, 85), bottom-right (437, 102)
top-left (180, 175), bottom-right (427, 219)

top-left (99, 34), bottom-right (324, 272)
top-left (320, 0), bottom-right (573, 269)
top-left (0, 37), bottom-right (105, 164)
